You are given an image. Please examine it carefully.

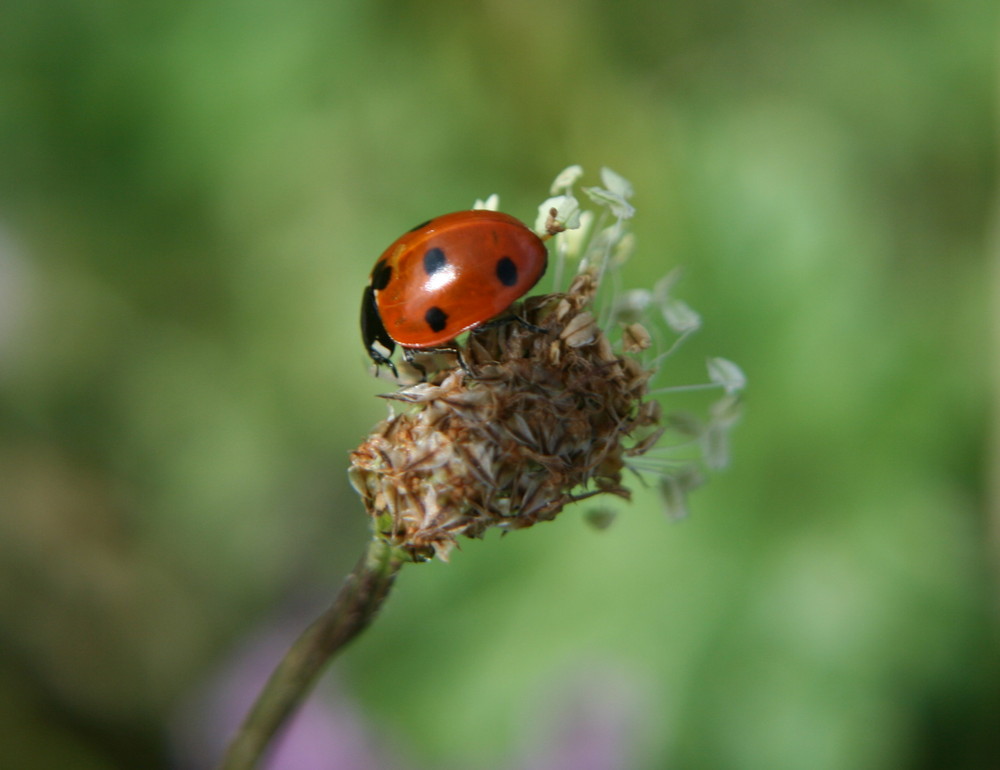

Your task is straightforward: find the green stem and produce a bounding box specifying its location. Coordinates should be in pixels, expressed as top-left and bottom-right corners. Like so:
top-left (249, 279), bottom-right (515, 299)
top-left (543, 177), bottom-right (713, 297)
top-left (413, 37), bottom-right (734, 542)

top-left (218, 538), bottom-right (406, 770)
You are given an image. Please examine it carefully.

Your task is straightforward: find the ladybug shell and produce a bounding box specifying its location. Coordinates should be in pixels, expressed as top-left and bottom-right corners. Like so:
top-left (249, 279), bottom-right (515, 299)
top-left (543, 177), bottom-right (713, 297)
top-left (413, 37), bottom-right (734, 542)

top-left (368, 210), bottom-right (548, 349)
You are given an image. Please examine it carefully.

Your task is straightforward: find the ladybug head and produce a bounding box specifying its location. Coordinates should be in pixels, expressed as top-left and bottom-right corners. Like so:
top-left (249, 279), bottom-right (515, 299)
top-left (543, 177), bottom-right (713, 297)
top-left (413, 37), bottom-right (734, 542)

top-left (360, 285), bottom-right (397, 375)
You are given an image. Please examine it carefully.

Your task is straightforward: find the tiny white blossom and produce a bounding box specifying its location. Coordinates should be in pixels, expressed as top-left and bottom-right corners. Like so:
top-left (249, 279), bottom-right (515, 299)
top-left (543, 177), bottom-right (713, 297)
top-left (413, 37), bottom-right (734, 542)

top-left (551, 164), bottom-right (584, 194)
top-left (559, 209), bottom-right (593, 260)
top-left (662, 297), bottom-right (702, 334)
top-left (701, 422), bottom-right (729, 470)
top-left (707, 358), bottom-right (747, 395)
top-left (600, 167), bottom-right (634, 200)
top-left (702, 404), bottom-right (737, 470)
top-left (659, 467), bottom-right (705, 520)
top-left (582, 185), bottom-right (636, 220)
top-left (614, 288), bottom-right (652, 322)
top-left (653, 270), bottom-right (683, 304)
top-left (710, 393), bottom-right (744, 426)
top-left (472, 193), bottom-right (500, 211)
top-left (535, 194), bottom-right (581, 233)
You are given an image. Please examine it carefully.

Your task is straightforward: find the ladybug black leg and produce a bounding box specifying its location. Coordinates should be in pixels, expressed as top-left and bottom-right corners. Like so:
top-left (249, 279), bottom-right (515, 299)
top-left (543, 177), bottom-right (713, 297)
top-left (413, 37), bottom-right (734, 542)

top-left (510, 314), bottom-right (546, 335)
top-left (403, 345), bottom-right (474, 379)
top-left (402, 347), bottom-right (428, 381)
top-left (368, 344), bottom-right (399, 380)
top-left (472, 313), bottom-right (547, 336)
top-left (369, 348), bottom-right (398, 379)
top-left (451, 346), bottom-right (473, 376)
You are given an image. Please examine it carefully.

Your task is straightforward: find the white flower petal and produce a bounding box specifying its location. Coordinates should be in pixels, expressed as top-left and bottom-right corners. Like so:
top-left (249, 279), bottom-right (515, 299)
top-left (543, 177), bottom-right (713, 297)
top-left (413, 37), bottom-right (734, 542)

top-left (560, 209), bottom-right (593, 259)
top-left (701, 425), bottom-right (731, 470)
top-left (582, 186), bottom-right (636, 220)
top-left (535, 194), bottom-right (581, 232)
top-left (658, 467), bottom-right (704, 520)
top-left (653, 269), bottom-right (683, 304)
top-left (600, 167), bottom-right (634, 199)
top-left (550, 164), bottom-right (584, 194)
top-left (709, 393), bottom-right (744, 427)
top-left (472, 193), bottom-right (500, 211)
top-left (662, 298), bottom-right (701, 333)
top-left (615, 288), bottom-right (652, 319)
top-left (707, 358), bottom-right (747, 395)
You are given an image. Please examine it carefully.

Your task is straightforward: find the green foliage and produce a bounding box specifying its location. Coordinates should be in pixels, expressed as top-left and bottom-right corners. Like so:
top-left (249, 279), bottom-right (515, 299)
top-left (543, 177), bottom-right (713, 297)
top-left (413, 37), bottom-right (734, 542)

top-left (0, 1), bottom-right (996, 768)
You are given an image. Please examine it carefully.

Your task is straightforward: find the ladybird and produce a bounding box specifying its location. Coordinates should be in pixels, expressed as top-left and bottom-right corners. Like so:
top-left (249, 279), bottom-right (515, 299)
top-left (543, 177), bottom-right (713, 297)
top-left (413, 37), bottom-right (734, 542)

top-left (361, 210), bottom-right (548, 373)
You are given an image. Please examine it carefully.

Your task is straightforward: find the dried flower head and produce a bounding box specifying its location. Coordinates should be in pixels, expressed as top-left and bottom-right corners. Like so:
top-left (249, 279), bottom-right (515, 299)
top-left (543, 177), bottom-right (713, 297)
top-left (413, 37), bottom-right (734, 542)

top-left (349, 167), bottom-right (743, 561)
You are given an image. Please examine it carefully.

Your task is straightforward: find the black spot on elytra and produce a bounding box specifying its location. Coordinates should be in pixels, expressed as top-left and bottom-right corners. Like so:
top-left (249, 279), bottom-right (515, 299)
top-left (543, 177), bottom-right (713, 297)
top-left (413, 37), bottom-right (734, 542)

top-left (496, 256), bottom-right (518, 287)
top-left (425, 306), bottom-right (448, 333)
top-left (371, 259), bottom-right (392, 291)
top-left (408, 219), bottom-right (433, 232)
top-left (423, 247), bottom-right (447, 276)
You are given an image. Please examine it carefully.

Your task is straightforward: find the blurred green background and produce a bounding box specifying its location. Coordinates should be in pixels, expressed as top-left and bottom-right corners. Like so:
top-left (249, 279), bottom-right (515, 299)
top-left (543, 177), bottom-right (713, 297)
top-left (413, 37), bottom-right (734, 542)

top-left (0, 1), bottom-right (996, 768)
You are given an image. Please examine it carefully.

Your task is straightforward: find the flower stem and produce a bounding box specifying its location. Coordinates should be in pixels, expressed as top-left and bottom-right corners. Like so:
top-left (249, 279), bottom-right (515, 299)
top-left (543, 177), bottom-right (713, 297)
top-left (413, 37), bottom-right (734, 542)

top-left (218, 538), bottom-right (406, 770)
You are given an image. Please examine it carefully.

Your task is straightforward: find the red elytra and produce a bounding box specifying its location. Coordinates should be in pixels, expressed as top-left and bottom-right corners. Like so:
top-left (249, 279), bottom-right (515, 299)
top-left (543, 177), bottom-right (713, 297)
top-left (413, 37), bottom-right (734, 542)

top-left (361, 210), bottom-right (548, 371)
